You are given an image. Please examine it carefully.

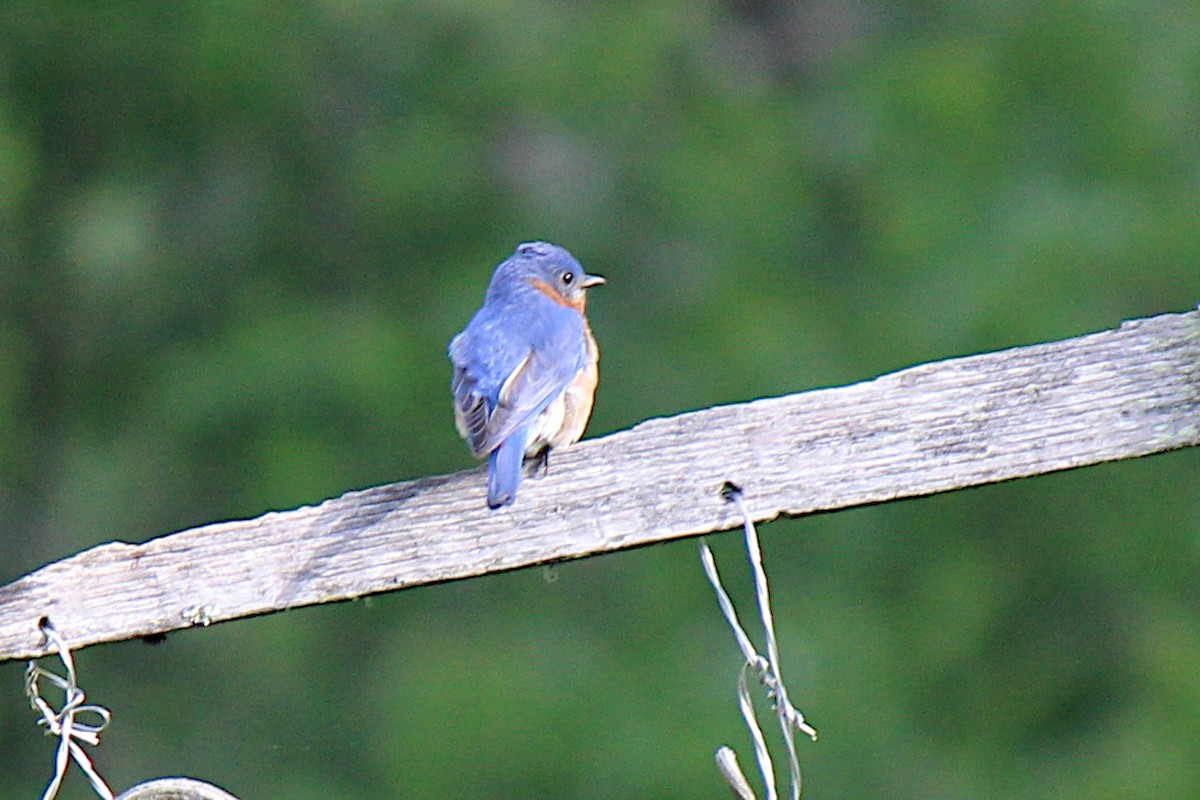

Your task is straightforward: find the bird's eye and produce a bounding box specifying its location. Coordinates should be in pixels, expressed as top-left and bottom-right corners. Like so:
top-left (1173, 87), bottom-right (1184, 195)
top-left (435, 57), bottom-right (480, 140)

top-left (561, 271), bottom-right (574, 285)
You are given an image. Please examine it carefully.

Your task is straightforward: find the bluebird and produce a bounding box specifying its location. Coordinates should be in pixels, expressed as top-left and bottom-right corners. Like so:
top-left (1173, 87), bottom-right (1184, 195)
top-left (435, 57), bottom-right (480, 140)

top-left (450, 241), bottom-right (604, 509)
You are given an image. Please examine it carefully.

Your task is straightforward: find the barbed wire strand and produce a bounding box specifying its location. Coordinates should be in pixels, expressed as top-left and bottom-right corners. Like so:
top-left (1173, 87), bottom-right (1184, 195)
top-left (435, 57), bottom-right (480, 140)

top-left (701, 544), bottom-right (777, 800)
top-left (25, 618), bottom-right (115, 800)
top-left (738, 487), bottom-right (812, 799)
top-left (701, 483), bottom-right (817, 800)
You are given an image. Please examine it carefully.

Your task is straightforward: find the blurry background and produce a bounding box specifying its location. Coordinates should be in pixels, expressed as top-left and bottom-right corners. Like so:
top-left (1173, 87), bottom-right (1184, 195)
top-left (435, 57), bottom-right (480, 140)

top-left (1, 1), bottom-right (1199, 798)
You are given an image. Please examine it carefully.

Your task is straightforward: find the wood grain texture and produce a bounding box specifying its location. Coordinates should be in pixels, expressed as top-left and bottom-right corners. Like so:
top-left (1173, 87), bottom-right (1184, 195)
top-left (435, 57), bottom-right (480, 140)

top-left (2, 310), bottom-right (1197, 662)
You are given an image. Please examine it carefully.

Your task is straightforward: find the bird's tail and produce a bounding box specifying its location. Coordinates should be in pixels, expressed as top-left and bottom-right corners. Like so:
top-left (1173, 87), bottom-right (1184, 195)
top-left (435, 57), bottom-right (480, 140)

top-left (487, 428), bottom-right (529, 509)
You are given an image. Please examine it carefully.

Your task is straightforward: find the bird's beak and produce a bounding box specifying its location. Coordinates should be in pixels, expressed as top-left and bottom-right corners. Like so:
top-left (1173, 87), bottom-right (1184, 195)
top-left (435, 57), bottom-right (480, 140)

top-left (582, 273), bottom-right (606, 288)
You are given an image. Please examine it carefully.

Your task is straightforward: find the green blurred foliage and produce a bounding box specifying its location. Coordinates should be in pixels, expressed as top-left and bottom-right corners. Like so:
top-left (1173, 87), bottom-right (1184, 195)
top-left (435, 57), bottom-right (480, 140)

top-left (1, 0), bottom-right (1198, 798)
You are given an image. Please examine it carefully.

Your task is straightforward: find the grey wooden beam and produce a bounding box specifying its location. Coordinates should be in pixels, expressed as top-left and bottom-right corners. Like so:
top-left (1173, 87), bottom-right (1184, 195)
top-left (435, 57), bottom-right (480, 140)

top-left (2, 310), bottom-right (1197, 662)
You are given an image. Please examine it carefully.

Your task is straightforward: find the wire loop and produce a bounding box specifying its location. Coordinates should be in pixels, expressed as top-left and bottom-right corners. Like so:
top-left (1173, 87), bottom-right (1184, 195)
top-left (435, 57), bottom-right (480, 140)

top-left (25, 618), bottom-right (115, 800)
top-left (702, 486), bottom-right (816, 800)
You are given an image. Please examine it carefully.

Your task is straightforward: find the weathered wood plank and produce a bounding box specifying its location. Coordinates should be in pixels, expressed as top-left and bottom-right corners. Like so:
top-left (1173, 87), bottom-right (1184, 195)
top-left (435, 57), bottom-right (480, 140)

top-left (1, 310), bottom-right (1197, 662)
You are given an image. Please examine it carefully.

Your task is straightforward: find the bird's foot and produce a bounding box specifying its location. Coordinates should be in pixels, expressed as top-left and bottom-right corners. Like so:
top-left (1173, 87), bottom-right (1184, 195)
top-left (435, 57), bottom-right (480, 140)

top-left (527, 445), bottom-right (552, 478)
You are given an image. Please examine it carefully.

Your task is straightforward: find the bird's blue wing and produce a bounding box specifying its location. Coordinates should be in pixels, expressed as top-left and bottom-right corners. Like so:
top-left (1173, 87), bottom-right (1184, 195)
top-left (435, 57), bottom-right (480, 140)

top-left (450, 304), bottom-right (585, 457)
top-left (481, 347), bottom-right (575, 452)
